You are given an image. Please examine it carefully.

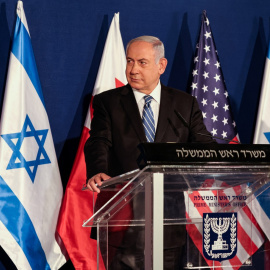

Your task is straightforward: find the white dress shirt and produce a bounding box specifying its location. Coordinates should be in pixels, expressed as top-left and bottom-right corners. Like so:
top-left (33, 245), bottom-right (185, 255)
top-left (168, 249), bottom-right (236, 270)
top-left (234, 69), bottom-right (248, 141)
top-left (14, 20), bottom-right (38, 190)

top-left (132, 81), bottom-right (161, 131)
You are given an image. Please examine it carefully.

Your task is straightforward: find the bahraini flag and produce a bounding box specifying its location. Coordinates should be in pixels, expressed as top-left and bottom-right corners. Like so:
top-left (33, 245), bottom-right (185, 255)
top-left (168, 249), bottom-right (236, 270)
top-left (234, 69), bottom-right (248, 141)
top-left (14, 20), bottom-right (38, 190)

top-left (57, 12), bottom-right (127, 269)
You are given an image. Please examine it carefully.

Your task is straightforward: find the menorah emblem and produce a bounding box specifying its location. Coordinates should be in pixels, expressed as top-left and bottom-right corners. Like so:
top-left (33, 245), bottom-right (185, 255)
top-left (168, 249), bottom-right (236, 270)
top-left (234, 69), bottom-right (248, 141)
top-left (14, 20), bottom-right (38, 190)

top-left (210, 217), bottom-right (230, 250)
top-left (203, 213), bottom-right (237, 261)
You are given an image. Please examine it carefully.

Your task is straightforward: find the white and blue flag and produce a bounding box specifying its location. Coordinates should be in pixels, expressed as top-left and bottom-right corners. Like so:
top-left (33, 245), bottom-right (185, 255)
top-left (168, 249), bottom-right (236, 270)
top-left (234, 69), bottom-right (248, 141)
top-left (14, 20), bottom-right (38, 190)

top-left (0, 1), bottom-right (66, 269)
top-left (249, 41), bottom-right (270, 240)
top-left (253, 43), bottom-right (270, 144)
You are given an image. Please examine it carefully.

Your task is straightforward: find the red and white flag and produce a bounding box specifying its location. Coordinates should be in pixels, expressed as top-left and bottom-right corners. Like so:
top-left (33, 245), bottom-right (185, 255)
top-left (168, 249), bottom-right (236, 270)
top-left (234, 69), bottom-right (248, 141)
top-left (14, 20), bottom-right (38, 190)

top-left (185, 179), bottom-right (265, 269)
top-left (57, 12), bottom-right (127, 269)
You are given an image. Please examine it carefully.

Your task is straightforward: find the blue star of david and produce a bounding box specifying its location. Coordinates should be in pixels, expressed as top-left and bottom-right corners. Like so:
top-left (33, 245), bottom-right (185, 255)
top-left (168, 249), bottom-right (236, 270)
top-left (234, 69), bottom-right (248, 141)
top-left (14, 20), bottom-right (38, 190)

top-left (1, 114), bottom-right (51, 183)
top-left (264, 132), bottom-right (270, 143)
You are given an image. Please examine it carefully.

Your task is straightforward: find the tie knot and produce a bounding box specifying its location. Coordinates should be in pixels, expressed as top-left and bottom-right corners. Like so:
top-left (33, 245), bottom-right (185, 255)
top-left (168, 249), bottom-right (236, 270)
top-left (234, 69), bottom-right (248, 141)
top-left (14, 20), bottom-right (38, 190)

top-left (144, 95), bottom-right (153, 105)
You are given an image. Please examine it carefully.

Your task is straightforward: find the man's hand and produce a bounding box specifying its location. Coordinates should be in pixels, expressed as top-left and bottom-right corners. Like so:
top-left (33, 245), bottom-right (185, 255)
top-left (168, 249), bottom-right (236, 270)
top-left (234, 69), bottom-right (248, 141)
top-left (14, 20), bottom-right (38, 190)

top-left (86, 173), bottom-right (111, 193)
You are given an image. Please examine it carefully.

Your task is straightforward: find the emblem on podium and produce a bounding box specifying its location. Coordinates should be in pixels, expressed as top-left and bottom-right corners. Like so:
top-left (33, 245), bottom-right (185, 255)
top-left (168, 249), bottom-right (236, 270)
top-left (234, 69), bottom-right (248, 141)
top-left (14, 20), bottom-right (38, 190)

top-left (203, 213), bottom-right (237, 261)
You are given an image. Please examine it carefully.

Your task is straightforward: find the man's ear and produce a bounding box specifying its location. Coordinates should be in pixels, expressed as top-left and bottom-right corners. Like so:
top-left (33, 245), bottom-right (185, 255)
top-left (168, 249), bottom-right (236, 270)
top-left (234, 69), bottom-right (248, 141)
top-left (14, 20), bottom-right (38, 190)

top-left (158, 58), bottom-right (168, 75)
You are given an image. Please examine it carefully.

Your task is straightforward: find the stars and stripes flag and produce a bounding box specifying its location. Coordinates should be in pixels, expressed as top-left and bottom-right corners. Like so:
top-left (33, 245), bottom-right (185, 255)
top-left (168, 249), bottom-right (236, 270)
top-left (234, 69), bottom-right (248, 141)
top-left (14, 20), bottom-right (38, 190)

top-left (0, 1), bottom-right (66, 269)
top-left (56, 12), bottom-right (127, 269)
top-left (186, 11), bottom-right (265, 269)
top-left (191, 11), bottom-right (239, 144)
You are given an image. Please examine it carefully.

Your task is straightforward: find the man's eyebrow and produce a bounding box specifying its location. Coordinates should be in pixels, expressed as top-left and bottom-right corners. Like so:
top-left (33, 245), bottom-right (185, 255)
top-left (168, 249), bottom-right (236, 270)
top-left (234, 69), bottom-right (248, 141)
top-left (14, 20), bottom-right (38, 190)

top-left (126, 57), bottom-right (149, 61)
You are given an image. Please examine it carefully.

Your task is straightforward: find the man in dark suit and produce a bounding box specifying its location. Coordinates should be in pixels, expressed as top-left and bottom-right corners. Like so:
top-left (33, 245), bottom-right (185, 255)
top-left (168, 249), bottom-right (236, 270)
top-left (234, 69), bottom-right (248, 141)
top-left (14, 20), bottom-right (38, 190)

top-left (85, 36), bottom-right (213, 189)
top-left (85, 36), bottom-right (214, 269)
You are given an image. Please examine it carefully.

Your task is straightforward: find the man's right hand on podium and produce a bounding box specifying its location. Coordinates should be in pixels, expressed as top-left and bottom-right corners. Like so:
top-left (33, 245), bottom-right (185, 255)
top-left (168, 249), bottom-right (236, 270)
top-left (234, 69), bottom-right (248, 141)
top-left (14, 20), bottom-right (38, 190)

top-left (86, 173), bottom-right (111, 193)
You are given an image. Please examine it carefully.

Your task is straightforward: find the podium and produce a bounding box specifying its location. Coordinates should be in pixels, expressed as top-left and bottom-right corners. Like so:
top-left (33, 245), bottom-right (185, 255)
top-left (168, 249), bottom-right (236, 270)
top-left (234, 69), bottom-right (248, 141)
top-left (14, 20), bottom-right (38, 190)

top-left (83, 143), bottom-right (270, 269)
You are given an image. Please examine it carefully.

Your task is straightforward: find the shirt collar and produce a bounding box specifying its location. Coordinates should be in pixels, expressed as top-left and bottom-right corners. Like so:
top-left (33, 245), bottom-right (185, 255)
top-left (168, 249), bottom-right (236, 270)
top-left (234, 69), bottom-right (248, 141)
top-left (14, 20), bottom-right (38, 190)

top-left (132, 81), bottom-right (161, 104)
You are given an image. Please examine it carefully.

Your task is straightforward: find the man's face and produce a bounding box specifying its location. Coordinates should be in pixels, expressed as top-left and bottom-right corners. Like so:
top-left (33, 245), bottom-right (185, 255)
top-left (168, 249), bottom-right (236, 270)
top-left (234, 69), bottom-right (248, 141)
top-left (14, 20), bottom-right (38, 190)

top-left (125, 41), bottom-right (167, 94)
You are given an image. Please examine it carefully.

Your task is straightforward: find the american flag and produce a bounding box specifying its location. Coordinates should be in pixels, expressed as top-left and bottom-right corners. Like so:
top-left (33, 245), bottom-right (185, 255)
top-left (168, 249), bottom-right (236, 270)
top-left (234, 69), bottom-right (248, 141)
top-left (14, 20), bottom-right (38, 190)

top-left (186, 11), bottom-right (265, 269)
top-left (191, 11), bottom-right (239, 144)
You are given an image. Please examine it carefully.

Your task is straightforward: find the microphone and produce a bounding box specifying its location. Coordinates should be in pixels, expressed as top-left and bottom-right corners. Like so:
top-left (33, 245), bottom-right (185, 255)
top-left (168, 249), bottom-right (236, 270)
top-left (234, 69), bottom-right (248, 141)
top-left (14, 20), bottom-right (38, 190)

top-left (174, 110), bottom-right (189, 128)
top-left (167, 118), bottom-right (180, 138)
top-left (174, 110), bottom-right (240, 144)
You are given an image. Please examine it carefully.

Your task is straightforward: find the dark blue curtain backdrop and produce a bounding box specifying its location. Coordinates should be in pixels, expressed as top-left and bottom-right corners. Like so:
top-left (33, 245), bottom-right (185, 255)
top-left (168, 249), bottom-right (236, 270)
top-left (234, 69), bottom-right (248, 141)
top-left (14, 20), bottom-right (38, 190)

top-left (0, 0), bottom-right (269, 269)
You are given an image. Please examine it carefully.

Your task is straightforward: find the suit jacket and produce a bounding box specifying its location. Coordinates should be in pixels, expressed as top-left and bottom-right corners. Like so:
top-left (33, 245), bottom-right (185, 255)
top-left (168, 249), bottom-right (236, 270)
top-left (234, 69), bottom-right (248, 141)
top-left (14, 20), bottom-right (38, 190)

top-left (84, 83), bottom-right (214, 179)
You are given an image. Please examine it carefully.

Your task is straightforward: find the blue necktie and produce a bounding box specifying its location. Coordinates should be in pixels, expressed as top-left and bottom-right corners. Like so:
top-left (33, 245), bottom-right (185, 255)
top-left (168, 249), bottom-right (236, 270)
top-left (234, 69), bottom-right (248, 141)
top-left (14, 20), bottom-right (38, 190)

top-left (142, 95), bottom-right (155, 142)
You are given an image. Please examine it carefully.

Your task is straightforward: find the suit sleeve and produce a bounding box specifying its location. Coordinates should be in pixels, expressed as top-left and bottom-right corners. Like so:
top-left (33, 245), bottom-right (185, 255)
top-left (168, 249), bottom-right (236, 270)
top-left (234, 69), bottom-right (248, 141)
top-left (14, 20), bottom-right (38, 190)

top-left (189, 96), bottom-right (216, 143)
top-left (84, 94), bottom-right (112, 179)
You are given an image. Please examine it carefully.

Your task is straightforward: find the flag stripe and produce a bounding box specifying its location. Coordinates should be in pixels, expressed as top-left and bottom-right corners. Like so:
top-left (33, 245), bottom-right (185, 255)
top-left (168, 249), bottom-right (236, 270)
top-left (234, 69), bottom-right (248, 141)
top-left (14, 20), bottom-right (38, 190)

top-left (240, 207), bottom-right (264, 247)
top-left (12, 16), bottom-right (45, 108)
top-left (0, 176), bottom-right (50, 270)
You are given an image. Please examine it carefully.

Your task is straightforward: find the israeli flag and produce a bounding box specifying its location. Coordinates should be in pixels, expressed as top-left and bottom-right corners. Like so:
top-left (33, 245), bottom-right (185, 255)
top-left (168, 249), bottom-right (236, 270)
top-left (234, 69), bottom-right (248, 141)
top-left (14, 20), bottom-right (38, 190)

top-left (0, 1), bottom-right (66, 269)
top-left (250, 41), bottom-right (270, 240)
top-left (253, 42), bottom-right (270, 144)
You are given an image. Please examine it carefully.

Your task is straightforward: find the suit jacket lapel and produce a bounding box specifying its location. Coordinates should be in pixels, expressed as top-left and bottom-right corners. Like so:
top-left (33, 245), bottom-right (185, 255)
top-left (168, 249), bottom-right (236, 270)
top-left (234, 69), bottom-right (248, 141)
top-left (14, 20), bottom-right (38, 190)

top-left (120, 85), bottom-right (146, 142)
top-left (155, 84), bottom-right (174, 142)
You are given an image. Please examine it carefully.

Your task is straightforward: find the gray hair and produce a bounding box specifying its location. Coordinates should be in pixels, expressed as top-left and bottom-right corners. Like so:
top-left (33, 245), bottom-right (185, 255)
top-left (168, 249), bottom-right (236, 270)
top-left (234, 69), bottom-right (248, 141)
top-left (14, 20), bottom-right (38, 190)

top-left (126, 36), bottom-right (165, 64)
